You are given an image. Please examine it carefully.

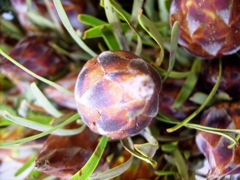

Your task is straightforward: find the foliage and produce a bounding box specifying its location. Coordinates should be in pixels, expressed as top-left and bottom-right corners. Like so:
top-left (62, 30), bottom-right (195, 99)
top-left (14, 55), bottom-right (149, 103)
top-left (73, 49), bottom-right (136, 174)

top-left (0, 0), bottom-right (239, 179)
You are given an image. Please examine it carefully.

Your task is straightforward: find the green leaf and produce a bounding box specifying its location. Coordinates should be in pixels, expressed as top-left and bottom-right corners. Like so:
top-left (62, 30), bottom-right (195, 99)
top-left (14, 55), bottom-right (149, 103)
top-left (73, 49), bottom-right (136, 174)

top-left (70, 136), bottom-right (108, 180)
top-left (15, 154), bottom-right (36, 176)
top-left (109, 0), bottom-right (142, 55)
top-left (0, 113), bottom-right (80, 146)
top-left (1, 111), bottom-right (85, 136)
top-left (134, 143), bottom-right (157, 158)
top-left (165, 59), bottom-right (222, 135)
top-left (0, 17), bottom-right (23, 39)
top-left (144, 0), bottom-right (158, 21)
top-left (52, 0), bottom-right (97, 57)
top-left (155, 66), bottom-right (191, 78)
top-left (163, 21), bottom-right (179, 81)
top-left (90, 155), bottom-right (133, 180)
top-left (173, 149), bottom-right (189, 180)
top-left (161, 142), bottom-right (177, 153)
top-left (31, 83), bottom-right (62, 118)
top-left (121, 138), bottom-right (157, 168)
top-left (157, 113), bottom-right (238, 146)
top-left (101, 25), bottom-right (121, 50)
top-left (84, 23), bottom-right (129, 39)
top-left (138, 13), bottom-right (164, 66)
top-left (0, 49), bottom-right (73, 95)
top-left (135, 128), bottom-right (159, 158)
top-left (158, 0), bottom-right (169, 22)
top-left (104, 0), bottom-right (129, 51)
top-left (189, 92), bottom-right (208, 105)
top-left (27, 10), bottom-right (57, 30)
top-left (155, 170), bottom-right (176, 176)
top-left (172, 58), bottom-right (202, 109)
top-left (78, 14), bottom-right (107, 27)
top-left (167, 59), bottom-right (222, 132)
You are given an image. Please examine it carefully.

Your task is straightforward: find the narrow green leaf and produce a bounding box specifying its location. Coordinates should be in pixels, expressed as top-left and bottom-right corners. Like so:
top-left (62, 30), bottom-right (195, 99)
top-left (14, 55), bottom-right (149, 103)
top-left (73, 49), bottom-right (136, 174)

top-left (52, 0), bottom-right (97, 57)
top-left (27, 10), bottom-right (57, 30)
top-left (1, 111), bottom-right (85, 136)
top-left (90, 155), bottom-right (133, 180)
top-left (173, 149), bottom-right (189, 180)
top-left (144, 0), bottom-right (158, 21)
top-left (31, 83), bottom-right (62, 118)
top-left (156, 113), bottom-right (238, 145)
top-left (0, 17), bottom-right (23, 39)
top-left (0, 49), bottom-right (73, 95)
top-left (155, 171), bottom-right (176, 176)
top-left (104, 0), bottom-right (129, 51)
top-left (172, 58), bottom-right (202, 109)
top-left (184, 123), bottom-right (237, 146)
top-left (78, 14), bottom-right (107, 27)
top-left (161, 142), bottom-right (177, 153)
top-left (15, 154), bottom-right (36, 176)
top-left (84, 23), bottom-right (129, 39)
top-left (136, 128), bottom-right (159, 158)
top-left (158, 0), bottom-right (169, 22)
top-left (121, 138), bottom-right (157, 168)
top-left (134, 143), bottom-right (158, 158)
top-left (167, 59), bottom-right (222, 132)
top-left (70, 136), bottom-right (109, 180)
top-left (157, 113), bottom-right (239, 145)
top-left (163, 21), bottom-right (179, 81)
top-left (0, 113), bottom-right (80, 146)
top-left (189, 92), bottom-right (208, 105)
top-left (155, 66), bottom-right (191, 78)
top-left (101, 26), bottom-right (121, 50)
top-left (109, 0), bottom-right (142, 55)
top-left (138, 13), bottom-right (164, 66)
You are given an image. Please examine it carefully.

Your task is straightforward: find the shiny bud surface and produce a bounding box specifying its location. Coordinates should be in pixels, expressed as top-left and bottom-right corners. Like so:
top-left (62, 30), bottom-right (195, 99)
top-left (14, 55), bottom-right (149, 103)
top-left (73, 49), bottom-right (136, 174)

top-left (74, 50), bottom-right (161, 139)
top-left (170, 0), bottom-right (240, 58)
top-left (196, 102), bottom-right (240, 179)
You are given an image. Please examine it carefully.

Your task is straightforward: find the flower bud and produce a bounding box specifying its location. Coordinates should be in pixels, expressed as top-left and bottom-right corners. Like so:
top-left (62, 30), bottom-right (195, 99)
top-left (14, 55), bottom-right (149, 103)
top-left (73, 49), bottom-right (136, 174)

top-left (196, 102), bottom-right (240, 179)
top-left (0, 36), bottom-right (68, 92)
top-left (170, 0), bottom-right (240, 58)
top-left (35, 123), bottom-right (105, 178)
top-left (74, 50), bottom-right (161, 139)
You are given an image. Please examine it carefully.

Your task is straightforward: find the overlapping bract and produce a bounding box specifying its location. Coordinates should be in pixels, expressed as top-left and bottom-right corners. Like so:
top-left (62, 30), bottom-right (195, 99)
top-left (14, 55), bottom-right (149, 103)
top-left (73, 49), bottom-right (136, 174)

top-left (74, 51), bottom-right (161, 139)
top-left (196, 102), bottom-right (240, 179)
top-left (170, 0), bottom-right (240, 58)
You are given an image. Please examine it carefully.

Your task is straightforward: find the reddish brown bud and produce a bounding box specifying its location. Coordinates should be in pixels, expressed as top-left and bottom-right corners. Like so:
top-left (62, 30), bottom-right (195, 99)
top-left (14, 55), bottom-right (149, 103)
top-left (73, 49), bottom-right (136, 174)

top-left (0, 36), bottom-right (68, 92)
top-left (35, 123), bottom-right (105, 179)
top-left (74, 50), bottom-right (162, 139)
top-left (196, 102), bottom-right (240, 179)
top-left (170, 0), bottom-right (240, 58)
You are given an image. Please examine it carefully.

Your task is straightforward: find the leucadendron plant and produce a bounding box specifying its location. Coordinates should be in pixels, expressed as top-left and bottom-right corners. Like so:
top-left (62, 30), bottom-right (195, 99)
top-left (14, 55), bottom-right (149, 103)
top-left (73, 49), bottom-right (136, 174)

top-left (1, 0), bottom-right (240, 179)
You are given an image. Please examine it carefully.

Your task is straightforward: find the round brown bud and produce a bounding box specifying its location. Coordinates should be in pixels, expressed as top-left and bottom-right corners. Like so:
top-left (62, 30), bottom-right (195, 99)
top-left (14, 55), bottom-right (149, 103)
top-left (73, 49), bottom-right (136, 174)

top-left (170, 0), bottom-right (240, 58)
top-left (74, 50), bottom-right (161, 139)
